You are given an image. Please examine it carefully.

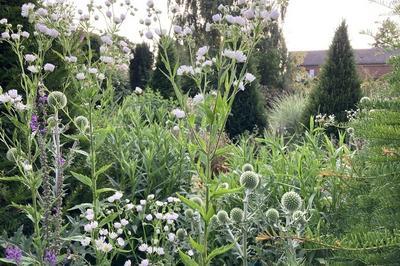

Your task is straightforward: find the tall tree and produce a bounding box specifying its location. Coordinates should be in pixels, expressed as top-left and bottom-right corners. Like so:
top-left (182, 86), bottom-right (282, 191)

top-left (302, 21), bottom-right (362, 125)
top-left (129, 42), bottom-right (154, 90)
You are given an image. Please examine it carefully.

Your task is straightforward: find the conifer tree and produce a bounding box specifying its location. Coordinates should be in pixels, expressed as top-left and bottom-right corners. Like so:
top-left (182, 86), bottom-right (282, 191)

top-left (226, 60), bottom-right (267, 138)
top-left (302, 21), bottom-right (362, 125)
top-left (129, 43), bottom-right (154, 90)
top-left (149, 37), bottom-right (178, 99)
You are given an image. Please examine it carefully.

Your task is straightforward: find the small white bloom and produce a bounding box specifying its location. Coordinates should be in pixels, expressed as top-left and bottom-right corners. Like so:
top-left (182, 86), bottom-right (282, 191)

top-left (109, 232), bottom-right (118, 239)
top-left (140, 199), bottom-right (147, 205)
top-left (99, 228), bottom-right (108, 235)
top-left (113, 222), bottom-right (122, 229)
top-left (101, 242), bottom-right (113, 253)
top-left (138, 243), bottom-right (148, 252)
top-left (168, 233), bottom-right (175, 242)
top-left (11, 33), bottom-right (20, 40)
top-left (139, 259), bottom-right (150, 266)
top-left (124, 260), bottom-right (132, 266)
top-left (25, 54), bottom-right (37, 63)
top-left (36, 8), bottom-right (48, 16)
top-left (100, 56), bottom-right (114, 64)
top-left (177, 65), bottom-right (195, 76)
top-left (117, 237), bottom-right (125, 247)
top-left (145, 214), bottom-right (153, 221)
top-left (134, 87), bottom-right (143, 94)
top-left (136, 205), bottom-right (143, 212)
top-left (155, 201), bottom-right (163, 206)
top-left (121, 219), bottom-right (129, 226)
top-left (193, 94), bottom-right (204, 105)
top-left (1, 32), bottom-right (10, 39)
top-left (147, 194), bottom-right (155, 200)
top-left (27, 65), bottom-right (39, 73)
top-left (155, 213), bottom-right (163, 219)
top-left (196, 46), bottom-right (209, 60)
top-left (188, 250), bottom-right (194, 256)
top-left (101, 35), bottom-right (113, 45)
top-left (44, 63), bottom-right (55, 72)
top-left (270, 9), bottom-right (280, 20)
top-left (65, 56), bottom-right (77, 63)
top-left (212, 14), bottom-right (222, 22)
top-left (171, 108), bottom-right (185, 119)
top-left (80, 237), bottom-right (91, 246)
top-left (76, 73), bottom-right (85, 80)
top-left (84, 221), bottom-right (98, 232)
top-left (85, 209), bottom-right (94, 220)
top-left (126, 203), bottom-right (134, 210)
top-left (244, 73), bottom-right (256, 83)
top-left (145, 31), bottom-right (153, 39)
top-left (22, 161), bottom-right (32, 171)
top-left (21, 31), bottom-right (30, 38)
top-left (173, 25), bottom-right (182, 34)
top-left (156, 247), bottom-right (165, 255)
top-left (88, 67), bottom-right (98, 74)
top-left (0, 18), bottom-right (7, 25)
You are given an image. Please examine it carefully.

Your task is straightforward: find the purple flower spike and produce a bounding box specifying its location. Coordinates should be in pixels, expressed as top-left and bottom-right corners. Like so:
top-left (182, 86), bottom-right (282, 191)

top-left (5, 245), bottom-right (22, 264)
top-left (39, 95), bottom-right (48, 105)
top-left (30, 114), bottom-right (39, 132)
top-left (44, 250), bottom-right (57, 266)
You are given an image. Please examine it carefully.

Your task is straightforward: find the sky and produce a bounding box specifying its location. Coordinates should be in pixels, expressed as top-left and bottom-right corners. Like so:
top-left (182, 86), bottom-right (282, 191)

top-left (73, 0), bottom-right (393, 51)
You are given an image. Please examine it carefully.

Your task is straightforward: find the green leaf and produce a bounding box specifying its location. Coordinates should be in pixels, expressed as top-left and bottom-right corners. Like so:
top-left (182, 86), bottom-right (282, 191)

top-left (178, 250), bottom-right (199, 266)
top-left (211, 187), bottom-right (243, 199)
top-left (96, 188), bottom-right (116, 195)
top-left (71, 172), bottom-right (92, 187)
top-left (61, 235), bottom-right (87, 242)
top-left (0, 258), bottom-right (17, 264)
top-left (95, 164), bottom-right (113, 178)
top-left (0, 176), bottom-right (24, 182)
top-left (206, 243), bottom-right (235, 264)
top-left (99, 212), bottom-right (119, 228)
top-left (68, 203), bottom-right (93, 211)
top-left (205, 205), bottom-right (215, 223)
top-left (177, 194), bottom-right (206, 219)
top-left (189, 236), bottom-right (205, 253)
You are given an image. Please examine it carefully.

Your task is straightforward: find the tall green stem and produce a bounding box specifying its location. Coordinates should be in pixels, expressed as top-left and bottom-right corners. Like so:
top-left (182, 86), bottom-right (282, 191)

top-left (242, 191), bottom-right (249, 266)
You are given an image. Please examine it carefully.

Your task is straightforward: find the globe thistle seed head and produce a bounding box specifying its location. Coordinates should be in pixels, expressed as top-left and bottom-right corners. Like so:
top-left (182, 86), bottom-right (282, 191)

top-left (184, 209), bottom-right (194, 218)
top-left (292, 210), bottom-right (307, 225)
top-left (190, 197), bottom-right (203, 206)
top-left (265, 208), bottom-right (279, 224)
top-left (176, 228), bottom-right (187, 241)
top-left (241, 163), bottom-right (254, 172)
top-left (6, 148), bottom-right (18, 162)
top-left (216, 210), bottom-right (229, 224)
top-left (230, 208), bottom-right (244, 223)
top-left (74, 116), bottom-right (89, 131)
top-left (209, 215), bottom-right (219, 228)
top-left (281, 191), bottom-right (302, 213)
top-left (240, 171), bottom-right (260, 190)
top-left (346, 127), bottom-right (355, 135)
top-left (48, 91), bottom-right (67, 109)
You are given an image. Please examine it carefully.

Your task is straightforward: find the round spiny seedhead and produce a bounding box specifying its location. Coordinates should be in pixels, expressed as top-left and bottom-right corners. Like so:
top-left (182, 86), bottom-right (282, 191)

top-left (292, 210), bottom-right (307, 225)
top-left (281, 191), bottom-right (302, 213)
top-left (265, 208), bottom-right (279, 224)
top-left (209, 215), bottom-right (219, 228)
top-left (240, 171), bottom-right (260, 191)
top-left (6, 148), bottom-right (18, 162)
top-left (230, 208), bottom-right (244, 223)
top-left (184, 209), bottom-right (194, 218)
top-left (242, 163), bottom-right (254, 172)
top-left (176, 228), bottom-right (187, 241)
top-left (74, 116), bottom-right (89, 131)
top-left (48, 91), bottom-right (67, 109)
top-left (190, 196), bottom-right (203, 206)
top-left (346, 127), bottom-right (355, 135)
top-left (216, 210), bottom-right (229, 224)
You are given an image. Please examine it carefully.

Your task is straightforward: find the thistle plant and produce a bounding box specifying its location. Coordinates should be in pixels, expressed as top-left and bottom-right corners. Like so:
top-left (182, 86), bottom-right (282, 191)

top-left (144, 1), bottom-right (282, 264)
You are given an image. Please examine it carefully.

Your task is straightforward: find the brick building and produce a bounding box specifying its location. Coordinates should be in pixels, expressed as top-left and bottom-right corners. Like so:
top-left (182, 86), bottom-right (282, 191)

top-left (293, 48), bottom-right (400, 79)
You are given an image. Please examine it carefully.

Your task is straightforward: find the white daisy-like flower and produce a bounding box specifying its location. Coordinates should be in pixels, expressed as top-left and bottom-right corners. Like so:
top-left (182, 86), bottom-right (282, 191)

top-left (138, 243), bottom-right (148, 252)
top-left (80, 237), bottom-right (91, 246)
top-left (44, 63), bottom-right (55, 72)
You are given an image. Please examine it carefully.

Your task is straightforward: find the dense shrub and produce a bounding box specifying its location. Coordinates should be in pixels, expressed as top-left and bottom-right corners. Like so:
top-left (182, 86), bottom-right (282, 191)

top-left (129, 42), bottom-right (154, 90)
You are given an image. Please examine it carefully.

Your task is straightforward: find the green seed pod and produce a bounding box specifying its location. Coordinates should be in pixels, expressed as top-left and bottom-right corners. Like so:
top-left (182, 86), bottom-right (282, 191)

top-left (176, 228), bottom-right (187, 241)
top-left (240, 171), bottom-right (260, 190)
top-left (230, 208), bottom-right (244, 223)
top-left (48, 91), bottom-right (67, 109)
top-left (216, 210), bottom-right (229, 224)
top-left (292, 210), bottom-right (307, 224)
top-left (281, 191), bottom-right (302, 213)
top-left (265, 208), bottom-right (279, 224)
top-left (6, 148), bottom-right (18, 162)
top-left (241, 163), bottom-right (254, 172)
top-left (74, 116), bottom-right (89, 131)
top-left (191, 197), bottom-right (203, 206)
top-left (184, 209), bottom-right (194, 218)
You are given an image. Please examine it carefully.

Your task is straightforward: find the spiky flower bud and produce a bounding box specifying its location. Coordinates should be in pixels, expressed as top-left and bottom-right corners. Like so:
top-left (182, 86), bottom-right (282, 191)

top-left (230, 208), bottom-right (244, 223)
top-left (241, 163), bottom-right (254, 172)
top-left (74, 116), bottom-right (89, 131)
top-left (281, 191), bottom-right (302, 213)
top-left (190, 197), bottom-right (203, 206)
top-left (48, 91), bottom-right (67, 109)
top-left (184, 209), bottom-right (194, 218)
top-left (216, 210), bottom-right (229, 224)
top-left (292, 210), bottom-right (307, 225)
top-left (6, 148), bottom-right (18, 162)
top-left (176, 228), bottom-right (187, 241)
top-left (265, 208), bottom-right (279, 224)
top-left (240, 171), bottom-right (260, 190)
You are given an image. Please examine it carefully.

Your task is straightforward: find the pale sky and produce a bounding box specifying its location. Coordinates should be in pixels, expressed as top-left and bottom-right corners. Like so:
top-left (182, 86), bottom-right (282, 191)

top-left (73, 0), bottom-right (393, 51)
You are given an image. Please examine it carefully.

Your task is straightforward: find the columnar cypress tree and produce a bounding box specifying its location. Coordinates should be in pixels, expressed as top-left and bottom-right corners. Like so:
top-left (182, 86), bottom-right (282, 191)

top-left (226, 60), bottom-right (267, 138)
top-left (129, 42), bottom-right (154, 90)
top-left (149, 37), bottom-right (178, 99)
top-left (302, 21), bottom-right (362, 125)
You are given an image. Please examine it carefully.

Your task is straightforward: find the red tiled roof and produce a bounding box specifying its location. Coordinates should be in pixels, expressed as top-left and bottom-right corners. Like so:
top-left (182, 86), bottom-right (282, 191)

top-left (292, 48), bottom-right (400, 66)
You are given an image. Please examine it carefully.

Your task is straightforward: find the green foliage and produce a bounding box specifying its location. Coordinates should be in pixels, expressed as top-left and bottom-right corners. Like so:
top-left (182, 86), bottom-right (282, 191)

top-left (268, 93), bottom-right (307, 135)
top-left (226, 61), bottom-right (267, 138)
top-left (302, 21), bottom-right (362, 125)
top-left (150, 37), bottom-right (178, 99)
top-left (129, 42), bottom-right (154, 90)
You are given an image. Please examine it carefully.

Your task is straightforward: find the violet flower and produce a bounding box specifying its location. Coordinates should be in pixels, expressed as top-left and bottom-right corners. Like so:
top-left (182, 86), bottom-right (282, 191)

top-left (44, 250), bottom-right (57, 266)
top-left (5, 245), bottom-right (22, 264)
